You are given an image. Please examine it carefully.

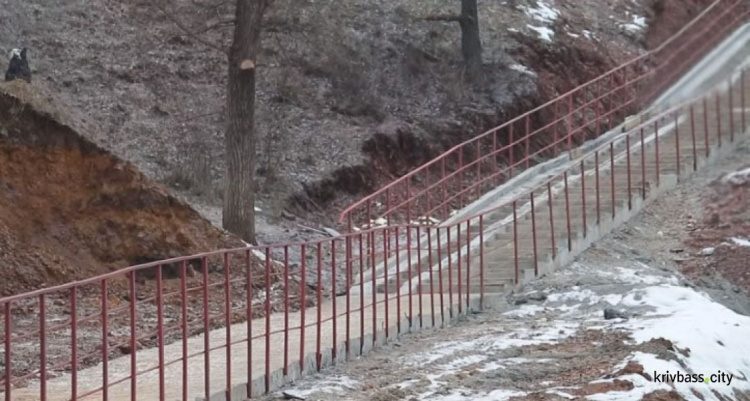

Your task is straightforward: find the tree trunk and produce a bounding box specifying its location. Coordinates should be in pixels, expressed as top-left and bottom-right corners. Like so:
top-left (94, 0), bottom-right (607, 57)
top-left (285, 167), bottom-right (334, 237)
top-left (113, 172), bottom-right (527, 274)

top-left (459, 0), bottom-right (482, 77)
top-left (223, 0), bottom-right (272, 245)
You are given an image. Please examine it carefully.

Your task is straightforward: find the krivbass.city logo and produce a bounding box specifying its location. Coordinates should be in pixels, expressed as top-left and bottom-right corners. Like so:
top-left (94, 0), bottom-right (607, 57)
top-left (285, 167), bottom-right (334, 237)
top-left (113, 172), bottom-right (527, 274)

top-left (653, 370), bottom-right (734, 385)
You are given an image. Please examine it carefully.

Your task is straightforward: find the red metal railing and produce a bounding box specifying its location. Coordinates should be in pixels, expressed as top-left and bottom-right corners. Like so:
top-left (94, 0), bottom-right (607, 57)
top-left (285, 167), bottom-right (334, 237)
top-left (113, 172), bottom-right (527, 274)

top-left (1, 1), bottom-right (748, 400)
top-left (337, 0), bottom-right (746, 232)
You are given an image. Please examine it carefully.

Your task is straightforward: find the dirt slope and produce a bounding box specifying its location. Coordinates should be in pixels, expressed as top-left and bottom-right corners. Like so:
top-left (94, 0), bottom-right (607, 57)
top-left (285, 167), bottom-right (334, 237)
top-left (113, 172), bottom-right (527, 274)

top-left (0, 0), bottom-right (715, 236)
top-left (0, 81), bottom-right (247, 296)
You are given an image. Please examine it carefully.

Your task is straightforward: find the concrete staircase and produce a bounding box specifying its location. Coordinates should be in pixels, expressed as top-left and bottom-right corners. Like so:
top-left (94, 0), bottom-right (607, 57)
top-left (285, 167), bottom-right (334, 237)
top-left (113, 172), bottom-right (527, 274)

top-left (442, 76), bottom-right (746, 297)
top-left (349, 66), bottom-right (749, 310)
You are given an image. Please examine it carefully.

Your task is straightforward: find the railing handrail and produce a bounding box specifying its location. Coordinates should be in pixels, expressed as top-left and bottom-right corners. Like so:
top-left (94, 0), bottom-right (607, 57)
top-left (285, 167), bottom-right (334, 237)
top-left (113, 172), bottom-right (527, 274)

top-left (0, 0), bottom-right (739, 306)
top-left (336, 0), bottom-right (738, 225)
top-left (1, 2), bottom-right (747, 398)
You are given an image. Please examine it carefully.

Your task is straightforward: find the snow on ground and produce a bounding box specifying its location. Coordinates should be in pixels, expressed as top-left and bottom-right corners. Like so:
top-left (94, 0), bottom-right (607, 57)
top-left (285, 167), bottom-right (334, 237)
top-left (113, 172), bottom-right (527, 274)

top-left (263, 252), bottom-right (750, 401)
top-left (721, 167), bottom-right (750, 185)
top-left (391, 263), bottom-right (750, 400)
top-left (521, 0), bottom-right (561, 24)
top-left (520, 0), bottom-right (559, 43)
top-left (509, 63), bottom-right (537, 76)
top-left (729, 237), bottom-right (750, 247)
top-left (527, 25), bottom-right (555, 42)
top-left (621, 15), bottom-right (647, 32)
top-left (615, 285), bottom-right (750, 400)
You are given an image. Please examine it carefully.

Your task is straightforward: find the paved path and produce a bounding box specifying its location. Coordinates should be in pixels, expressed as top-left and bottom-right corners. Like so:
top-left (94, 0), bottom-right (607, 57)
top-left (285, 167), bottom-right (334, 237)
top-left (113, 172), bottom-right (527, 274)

top-left (13, 293), bottom-right (476, 401)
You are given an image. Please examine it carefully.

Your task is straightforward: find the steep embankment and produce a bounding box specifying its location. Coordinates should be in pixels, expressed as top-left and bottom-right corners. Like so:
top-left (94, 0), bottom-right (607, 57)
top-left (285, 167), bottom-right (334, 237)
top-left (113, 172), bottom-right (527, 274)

top-left (0, 81), bottom-right (247, 296)
top-left (0, 0), bottom-right (716, 234)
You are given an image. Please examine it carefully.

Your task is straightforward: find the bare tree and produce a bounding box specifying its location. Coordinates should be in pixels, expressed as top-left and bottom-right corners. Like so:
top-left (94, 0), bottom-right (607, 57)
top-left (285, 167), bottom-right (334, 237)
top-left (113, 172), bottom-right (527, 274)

top-left (223, 0), bottom-right (273, 244)
top-left (426, 0), bottom-right (483, 78)
top-left (157, 0), bottom-right (273, 244)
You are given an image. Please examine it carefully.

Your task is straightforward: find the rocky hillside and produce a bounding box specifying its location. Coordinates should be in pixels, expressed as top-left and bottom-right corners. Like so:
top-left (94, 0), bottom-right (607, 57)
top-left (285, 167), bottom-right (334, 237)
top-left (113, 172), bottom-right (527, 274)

top-left (0, 0), bottom-right (714, 245)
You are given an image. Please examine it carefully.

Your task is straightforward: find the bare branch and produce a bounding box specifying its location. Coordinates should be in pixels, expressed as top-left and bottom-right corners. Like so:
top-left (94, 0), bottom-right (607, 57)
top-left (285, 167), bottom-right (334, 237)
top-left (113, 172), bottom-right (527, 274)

top-left (195, 19), bottom-right (236, 35)
top-left (424, 14), bottom-right (463, 23)
top-left (155, 1), bottom-right (228, 54)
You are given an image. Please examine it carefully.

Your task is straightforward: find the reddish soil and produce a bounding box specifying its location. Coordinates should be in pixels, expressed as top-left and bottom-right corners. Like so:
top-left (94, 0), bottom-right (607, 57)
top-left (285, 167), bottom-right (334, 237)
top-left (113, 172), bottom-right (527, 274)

top-left (310, 0), bottom-right (720, 226)
top-left (0, 81), bottom-right (252, 296)
top-left (684, 165), bottom-right (750, 296)
top-left (0, 82), bottom-right (305, 384)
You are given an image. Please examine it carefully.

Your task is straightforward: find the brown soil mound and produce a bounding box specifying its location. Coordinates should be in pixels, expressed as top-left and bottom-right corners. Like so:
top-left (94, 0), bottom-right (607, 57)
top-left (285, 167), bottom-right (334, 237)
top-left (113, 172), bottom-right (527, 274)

top-left (0, 80), bottom-right (246, 297)
top-left (684, 165), bottom-right (750, 296)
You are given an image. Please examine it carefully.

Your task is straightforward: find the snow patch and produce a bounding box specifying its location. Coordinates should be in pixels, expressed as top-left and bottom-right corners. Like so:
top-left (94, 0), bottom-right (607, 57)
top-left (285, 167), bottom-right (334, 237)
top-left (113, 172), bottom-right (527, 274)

top-left (730, 236), bottom-right (750, 247)
top-left (503, 304), bottom-right (545, 317)
top-left (521, 0), bottom-right (561, 24)
top-left (528, 25), bottom-right (555, 42)
top-left (509, 63), bottom-right (537, 76)
top-left (279, 376), bottom-right (360, 398)
top-left (615, 285), bottom-right (750, 400)
top-left (721, 167), bottom-right (750, 185)
top-left (621, 15), bottom-right (647, 32)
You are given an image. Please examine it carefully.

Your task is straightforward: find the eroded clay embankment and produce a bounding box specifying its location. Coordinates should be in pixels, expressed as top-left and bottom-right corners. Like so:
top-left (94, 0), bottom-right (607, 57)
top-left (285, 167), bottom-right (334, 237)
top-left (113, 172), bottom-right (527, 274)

top-left (0, 81), bottom-right (247, 297)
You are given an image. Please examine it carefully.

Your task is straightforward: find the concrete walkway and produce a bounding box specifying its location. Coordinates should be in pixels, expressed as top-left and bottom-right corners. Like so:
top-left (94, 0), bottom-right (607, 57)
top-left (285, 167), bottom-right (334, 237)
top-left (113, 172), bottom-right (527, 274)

top-left (14, 292), bottom-right (477, 401)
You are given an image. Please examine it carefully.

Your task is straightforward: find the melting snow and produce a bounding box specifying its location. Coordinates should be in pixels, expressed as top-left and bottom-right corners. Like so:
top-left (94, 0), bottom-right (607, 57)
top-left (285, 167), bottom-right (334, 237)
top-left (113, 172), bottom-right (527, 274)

top-left (521, 0), bottom-right (561, 24)
top-left (509, 63), bottom-right (537, 76)
top-left (730, 237), bottom-right (750, 247)
top-left (280, 376), bottom-right (361, 398)
top-left (722, 167), bottom-right (750, 185)
top-left (520, 1), bottom-right (558, 43)
top-left (527, 25), bottom-right (555, 42)
top-left (621, 15), bottom-right (647, 32)
top-left (609, 285), bottom-right (750, 400)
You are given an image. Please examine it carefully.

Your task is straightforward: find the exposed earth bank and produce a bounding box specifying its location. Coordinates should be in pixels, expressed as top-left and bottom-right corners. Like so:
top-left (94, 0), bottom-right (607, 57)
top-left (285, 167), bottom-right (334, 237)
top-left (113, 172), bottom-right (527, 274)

top-left (0, 81), bottom-right (250, 295)
top-left (0, 0), bottom-right (716, 240)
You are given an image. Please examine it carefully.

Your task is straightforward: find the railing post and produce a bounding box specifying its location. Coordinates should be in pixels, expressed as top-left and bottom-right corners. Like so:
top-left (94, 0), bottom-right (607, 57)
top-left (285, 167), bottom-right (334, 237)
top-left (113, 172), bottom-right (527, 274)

top-left (478, 215), bottom-right (484, 309)
top-left (4, 302), bottom-right (12, 401)
top-left (654, 120), bottom-right (660, 188)
top-left (675, 112), bottom-right (681, 179)
top-left (40, 294), bottom-right (47, 401)
top-left (530, 192), bottom-right (538, 277)
top-left (742, 69), bottom-right (746, 133)
top-left (704, 98), bottom-right (710, 158)
top-left (547, 182), bottom-right (556, 260)
top-left (567, 94), bottom-right (574, 155)
top-left (564, 172), bottom-right (572, 252)
top-left (513, 201), bottom-right (519, 284)
top-left (427, 226), bottom-right (436, 327)
top-left (101, 281), bottom-right (109, 401)
top-left (640, 128), bottom-right (646, 200)
top-left (509, 124), bottom-right (515, 178)
top-left (610, 142), bottom-right (616, 218)
top-left (223, 255), bottom-right (231, 399)
top-left (71, 287), bottom-right (79, 401)
top-left (581, 160), bottom-right (587, 238)
top-left (130, 271), bottom-right (138, 401)
top-left (729, 78), bottom-right (735, 142)
top-left (626, 134), bottom-right (632, 210)
top-left (395, 227), bottom-right (401, 335)
top-left (265, 249), bottom-right (272, 389)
